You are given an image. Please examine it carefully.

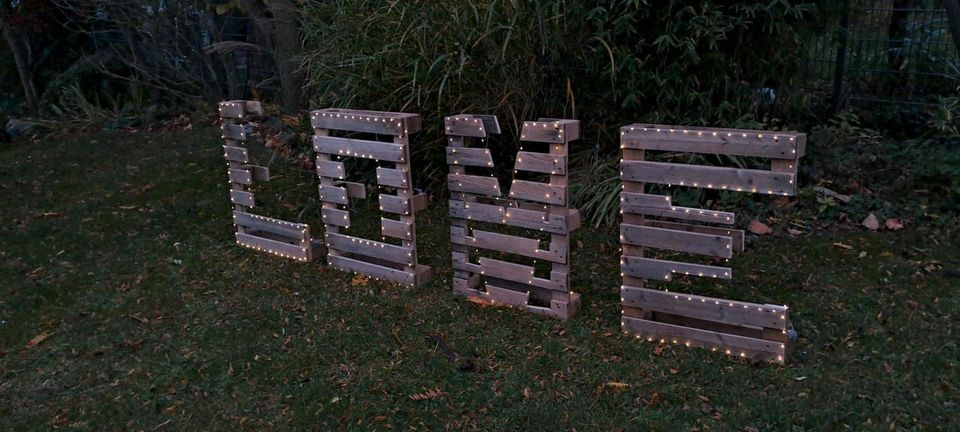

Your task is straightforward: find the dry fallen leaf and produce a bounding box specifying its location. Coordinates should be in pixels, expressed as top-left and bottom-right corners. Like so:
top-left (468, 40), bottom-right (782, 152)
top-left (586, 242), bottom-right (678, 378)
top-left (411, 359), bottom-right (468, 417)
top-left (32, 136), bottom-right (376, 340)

top-left (350, 274), bottom-right (369, 287)
top-left (884, 218), bottom-right (904, 230)
top-left (409, 389), bottom-right (445, 401)
top-left (833, 242), bottom-right (854, 250)
top-left (25, 331), bottom-right (51, 349)
top-left (604, 381), bottom-right (630, 390)
top-left (669, 368), bottom-right (679, 375)
top-left (523, 386), bottom-right (530, 400)
top-left (787, 228), bottom-right (804, 236)
top-left (862, 213), bottom-right (880, 231)
top-left (748, 220), bottom-right (773, 235)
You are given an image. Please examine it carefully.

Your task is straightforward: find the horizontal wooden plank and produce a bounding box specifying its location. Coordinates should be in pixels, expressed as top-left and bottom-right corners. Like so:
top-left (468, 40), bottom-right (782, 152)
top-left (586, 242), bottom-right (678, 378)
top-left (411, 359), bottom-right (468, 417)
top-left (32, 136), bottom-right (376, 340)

top-left (520, 121), bottom-right (569, 144)
top-left (509, 180), bottom-right (566, 205)
top-left (328, 255), bottom-right (415, 285)
top-left (313, 136), bottom-right (406, 162)
top-left (622, 204), bottom-right (735, 225)
top-left (221, 123), bottom-right (248, 141)
top-left (321, 207), bottom-right (350, 227)
top-left (236, 232), bottom-right (310, 261)
top-left (645, 220), bottom-right (745, 252)
top-left (324, 233), bottom-right (414, 265)
top-left (223, 145), bottom-right (248, 163)
top-left (622, 316), bottom-right (786, 363)
top-left (376, 167), bottom-right (407, 188)
top-left (241, 164), bottom-right (270, 181)
top-left (316, 161), bottom-right (345, 179)
top-left (228, 168), bottom-right (252, 185)
top-left (411, 193), bottom-right (428, 213)
top-left (448, 174), bottom-right (502, 197)
top-left (515, 152), bottom-right (566, 175)
top-left (620, 224), bottom-right (733, 258)
top-left (311, 108), bottom-right (420, 135)
top-left (621, 256), bottom-right (731, 281)
top-left (336, 181), bottom-right (366, 199)
top-left (381, 218), bottom-right (412, 240)
top-left (219, 100), bottom-right (262, 119)
top-left (444, 116), bottom-right (488, 137)
top-left (483, 284), bottom-right (529, 307)
top-left (621, 192), bottom-right (672, 208)
top-left (378, 194), bottom-right (409, 215)
top-left (233, 211), bottom-right (309, 240)
top-left (620, 125), bottom-right (803, 158)
top-left (446, 147), bottom-right (494, 167)
top-left (448, 200), bottom-right (569, 234)
top-left (621, 285), bottom-right (786, 329)
top-left (621, 160), bottom-right (795, 196)
top-left (478, 257), bottom-right (565, 291)
top-left (318, 185), bottom-right (349, 205)
top-left (230, 190), bottom-right (255, 207)
top-left (451, 228), bottom-right (565, 263)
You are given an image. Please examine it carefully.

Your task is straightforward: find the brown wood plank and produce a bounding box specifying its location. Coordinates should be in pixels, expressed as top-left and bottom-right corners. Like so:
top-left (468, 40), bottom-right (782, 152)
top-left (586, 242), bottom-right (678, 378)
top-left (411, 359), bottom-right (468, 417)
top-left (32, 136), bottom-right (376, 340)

top-left (446, 147), bottom-right (494, 167)
top-left (310, 109), bottom-right (420, 135)
top-left (448, 201), bottom-right (568, 234)
top-left (241, 164), bottom-right (270, 182)
top-left (621, 285), bottom-right (787, 330)
top-left (451, 229), bottom-right (565, 263)
top-left (236, 232), bottom-right (310, 261)
top-left (620, 224), bottom-right (733, 258)
top-left (378, 194), bottom-right (409, 215)
top-left (228, 168), bottom-right (252, 185)
top-left (514, 152), bottom-right (567, 175)
top-left (223, 146), bottom-right (249, 163)
top-left (621, 256), bottom-right (731, 281)
top-left (230, 190), bottom-right (255, 207)
top-left (483, 284), bottom-right (530, 307)
top-left (221, 124), bottom-right (247, 141)
top-left (520, 120), bottom-right (569, 143)
top-left (335, 181), bottom-right (366, 199)
top-left (621, 160), bottom-right (795, 196)
top-left (411, 193), bottom-right (429, 213)
top-left (316, 161), bottom-right (345, 179)
top-left (509, 180), bottom-right (566, 205)
top-left (448, 174), bottom-right (502, 197)
top-left (622, 204), bottom-right (735, 225)
top-left (376, 167), bottom-right (407, 188)
top-left (324, 233), bottom-right (414, 265)
top-left (381, 218), bottom-right (412, 240)
top-left (219, 101), bottom-right (246, 119)
top-left (479, 257), bottom-right (565, 291)
top-left (620, 125), bottom-right (803, 159)
top-left (645, 220), bottom-right (745, 252)
top-left (233, 211), bottom-right (309, 240)
top-left (444, 116), bottom-right (488, 137)
top-left (321, 207), bottom-right (350, 227)
top-left (328, 255), bottom-right (416, 285)
top-left (319, 185), bottom-right (349, 205)
top-left (313, 136), bottom-right (407, 162)
top-left (620, 192), bottom-right (672, 209)
top-left (622, 316), bottom-right (786, 363)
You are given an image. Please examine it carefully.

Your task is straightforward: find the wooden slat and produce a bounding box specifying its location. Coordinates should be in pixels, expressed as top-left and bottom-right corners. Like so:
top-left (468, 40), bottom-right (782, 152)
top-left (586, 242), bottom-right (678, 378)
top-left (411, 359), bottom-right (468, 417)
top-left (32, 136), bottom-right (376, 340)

top-left (621, 286), bottom-right (786, 329)
top-left (336, 181), bottom-right (366, 199)
top-left (622, 316), bottom-right (785, 363)
top-left (381, 218), bottom-right (412, 240)
top-left (620, 126), bottom-right (803, 159)
top-left (228, 168), bottom-right (252, 185)
top-left (448, 201), bottom-right (568, 234)
top-left (645, 220), bottom-right (745, 252)
top-left (321, 207), bottom-right (350, 227)
top-left (313, 136), bottom-right (406, 162)
top-left (221, 124), bottom-right (247, 140)
top-left (241, 164), bottom-right (270, 181)
top-left (411, 193), bottom-right (428, 213)
top-left (444, 116), bottom-right (487, 137)
top-left (621, 161), bottom-right (795, 196)
top-left (520, 121), bottom-right (567, 144)
top-left (316, 161), bottom-right (345, 179)
top-left (324, 233), bottom-right (414, 265)
top-left (515, 152), bottom-right (566, 175)
top-left (478, 257), bottom-right (564, 291)
top-left (448, 174), bottom-right (502, 197)
top-left (621, 256), bottom-right (731, 281)
top-left (483, 284), bottom-right (529, 307)
top-left (446, 147), bottom-right (494, 167)
top-left (378, 194), bottom-right (409, 215)
top-left (233, 211), bottom-right (308, 240)
top-left (508, 180), bottom-right (566, 205)
top-left (328, 255), bottom-right (415, 285)
top-left (319, 185), bottom-right (349, 205)
top-left (451, 228), bottom-right (565, 263)
top-left (310, 109), bottom-right (419, 135)
top-left (219, 100), bottom-right (261, 118)
top-left (236, 232), bottom-right (310, 261)
top-left (376, 167), bottom-right (407, 188)
top-left (230, 190), bottom-right (255, 207)
top-left (223, 146), bottom-right (248, 163)
top-left (620, 192), bottom-right (672, 208)
top-left (620, 224), bottom-right (733, 258)
top-left (623, 204), bottom-right (735, 225)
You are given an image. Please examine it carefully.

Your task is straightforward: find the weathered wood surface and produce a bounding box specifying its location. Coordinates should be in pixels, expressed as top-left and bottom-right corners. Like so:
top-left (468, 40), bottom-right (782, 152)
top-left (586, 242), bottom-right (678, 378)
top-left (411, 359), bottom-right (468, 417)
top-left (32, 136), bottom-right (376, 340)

top-left (520, 120), bottom-right (579, 143)
top-left (242, 164), bottom-right (270, 181)
top-left (311, 108), bottom-right (420, 135)
top-left (230, 190), bottom-right (255, 208)
top-left (515, 152), bottom-right (567, 174)
top-left (621, 256), bottom-right (731, 281)
top-left (219, 100), bottom-right (263, 119)
top-left (321, 207), bottom-right (350, 227)
top-left (223, 146), bottom-right (249, 163)
top-left (508, 180), bottom-right (566, 205)
top-left (236, 232), bottom-right (310, 261)
top-left (450, 227), bottom-right (565, 263)
top-left (378, 194), bottom-right (409, 215)
top-left (448, 200), bottom-right (569, 233)
top-left (324, 233), bottom-right (414, 266)
top-left (314, 136), bottom-right (406, 162)
top-left (228, 168), bottom-right (252, 185)
top-left (381, 218), bottom-right (412, 240)
top-left (621, 286), bottom-right (786, 329)
top-left (478, 257), bottom-right (565, 291)
top-left (233, 211), bottom-right (308, 239)
top-left (644, 220), bottom-right (745, 253)
top-left (446, 147), bottom-right (494, 167)
top-left (622, 203), bottom-right (735, 225)
top-left (620, 224), bottom-right (733, 258)
top-left (448, 174), bottom-right (502, 197)
top-left (376, 167), bottom-right (407, 188)
top-left (622, 316), bottom-right (786, 363)
top-left (317, 161), bottom-right (345, 179)
top-left (328, 255), bottom-right (416, 286)
top-left (484, 284), bottom-right (530, 307)
top-left (621, 160), bottom-right (795, 196)
top-left (620, 125), bottom-right (803, 158)
top-left (318, 185), bottom-right (349, 205)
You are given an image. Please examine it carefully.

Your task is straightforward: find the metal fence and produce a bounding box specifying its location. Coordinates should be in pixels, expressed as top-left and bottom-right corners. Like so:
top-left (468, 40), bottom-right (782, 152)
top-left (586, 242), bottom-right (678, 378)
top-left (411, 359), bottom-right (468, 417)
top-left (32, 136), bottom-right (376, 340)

top-left (800, 0), bottom-right (959, 109)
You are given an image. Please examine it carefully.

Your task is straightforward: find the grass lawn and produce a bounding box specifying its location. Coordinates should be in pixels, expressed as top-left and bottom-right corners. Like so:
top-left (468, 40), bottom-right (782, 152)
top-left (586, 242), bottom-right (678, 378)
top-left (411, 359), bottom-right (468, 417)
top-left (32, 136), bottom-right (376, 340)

top-left (1, 128), bottom-right (957, 431)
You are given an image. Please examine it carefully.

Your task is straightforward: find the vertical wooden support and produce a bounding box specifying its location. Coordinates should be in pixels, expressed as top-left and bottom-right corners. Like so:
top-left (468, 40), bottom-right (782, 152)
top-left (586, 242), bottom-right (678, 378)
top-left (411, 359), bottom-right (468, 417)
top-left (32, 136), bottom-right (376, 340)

top-left (218, 100), bottom-right (313, 262)
top-left (311, 108), bottom-right (431, 287)
top-left (447, 115), bottom-right (581, 320)
top-left (618, 124), bottom-right (805, 363)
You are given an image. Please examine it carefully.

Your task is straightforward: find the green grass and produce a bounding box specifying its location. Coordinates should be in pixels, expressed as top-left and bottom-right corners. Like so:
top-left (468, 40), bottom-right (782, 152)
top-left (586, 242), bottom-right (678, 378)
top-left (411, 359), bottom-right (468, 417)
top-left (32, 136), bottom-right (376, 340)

top-left (1, 128), bottom-right (957, 431)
